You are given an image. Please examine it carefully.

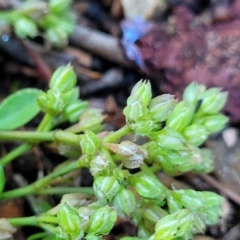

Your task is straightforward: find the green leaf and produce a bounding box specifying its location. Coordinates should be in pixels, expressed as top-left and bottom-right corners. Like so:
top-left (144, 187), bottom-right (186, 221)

top-left (0, 88), bottom-right (42, 130)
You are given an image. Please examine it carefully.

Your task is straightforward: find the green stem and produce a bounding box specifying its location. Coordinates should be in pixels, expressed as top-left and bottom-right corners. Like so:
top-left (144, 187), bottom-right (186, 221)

top-left (135, 164), bottom-right (162, 177)
top-left (102, 125), bottom-right (131, 143)
top-left (0, 114), bottom-right (53, 166)
top-left (38, 187), bottom-right (94, 196)
top-left (0, 160), bottom-right (82, 200)
top-left (0, 143), bottom-right (32, 166)
top-left (8, 216), bottom-right (38, 227)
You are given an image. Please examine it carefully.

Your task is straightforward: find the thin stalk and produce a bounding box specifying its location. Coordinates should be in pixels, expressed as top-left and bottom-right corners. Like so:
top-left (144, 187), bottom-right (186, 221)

top-left (102, 125), bottom-right (131, 142)
top-left (37, 187), bottom-right (94, 196)
top-left (0, 160), bottom-right (81, 200)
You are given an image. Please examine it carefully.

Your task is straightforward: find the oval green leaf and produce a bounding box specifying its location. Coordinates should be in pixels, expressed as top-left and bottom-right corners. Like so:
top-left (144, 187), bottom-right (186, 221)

top-left (0, 88), bottom-right (42, 130)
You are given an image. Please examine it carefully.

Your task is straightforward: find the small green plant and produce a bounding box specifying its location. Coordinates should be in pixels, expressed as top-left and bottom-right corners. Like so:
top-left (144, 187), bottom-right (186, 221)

top-left (0, 65), bottom-right (228, 239)
top-left (0, 0), bottom-right (76, 48)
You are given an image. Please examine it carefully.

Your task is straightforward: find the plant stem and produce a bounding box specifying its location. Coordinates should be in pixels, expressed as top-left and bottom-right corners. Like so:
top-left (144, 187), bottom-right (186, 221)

top-left (37, 187), bottom-right (94, 196)
top-left (0, 143), bottom-right (32, 166)
top-left (0, 114), bottom-right (53, 166)
top-left (8, 216), bottom-right (38, 227)
top-left (102, 125), bottom-right (131, 143)
top-left (0, 160), bottom-right (83, 200)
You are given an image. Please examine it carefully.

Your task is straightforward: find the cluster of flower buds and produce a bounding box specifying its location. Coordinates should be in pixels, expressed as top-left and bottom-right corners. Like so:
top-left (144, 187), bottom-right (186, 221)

top-left (0, 0), bottom-right (75, 48)
top-left (38, 65), bottom-right (88, 120)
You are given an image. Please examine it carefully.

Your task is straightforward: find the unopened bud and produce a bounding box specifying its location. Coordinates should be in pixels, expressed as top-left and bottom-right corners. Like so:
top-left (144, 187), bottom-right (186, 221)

top-left (143, 205), bottom-right (168, 223)
top-left (14, 17), bottom-right (38, 38)
top-left (87, 205), bottom-right (117, 235)
top-left (93, 176), bottom-right (121, 201)
top-left (80, 130), bottom-right (100, 155)
top-left (153, 209), bottom-right (193, 240)
top-left (130, 175), bottom-right (166, 200)
top-left (199, 88), bottom-right (228, 114)
top-left (111, 188), bottom-right (136, 217)
top-left (149, 94), bottom-right (177, 121)
top-left (183, 82), bottom-right (205, 107)
top-left (57, 203), bottom-right (81, 235)
top-left (90, 152), bottom-right (110, 176)
top-left (49, 0), bottom-right (71, 14)
top-left (65, 100), bottom-right (88, 123)
top-left (49, 65), bottom-right (77, 93)
top-left (45, 27), bottom-right (68, 48)
top-left (129, 80), bottom-right (152, 106)
top-left (166, 101), bottom-right (194, 132)
top-left (182, 124), bottom-right (209, 146)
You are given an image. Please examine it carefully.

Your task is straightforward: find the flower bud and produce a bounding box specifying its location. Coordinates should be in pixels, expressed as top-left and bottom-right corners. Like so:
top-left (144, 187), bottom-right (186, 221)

top-left (45, 28), bottom-right (68, 48)
top-left (104, 141), bottom-right (147, 169)
top-left (77, 207), bottom-right (92, 229)
top-left (204, 205), bottom-right (222, 225)
top-left (13, 17), bottom-right (38, 38)
top-left (80, 130), bottom-right (100, 155)
top-left (149, 94), bottom-right (177, 121)
top-left (57, 203), bottom-right (81, 235)
top-left (166, 101), bottom-right (194, 132)
top-left (111, 188), bottom-right (136, 217)
top-left (65, 100), bottom-right (88, 123)
top-left (49, 65), bottom-right (77, 93)
top-left (182, 124), bottom-right (209, 146)
top-left (143, 205), bottom-right (168, 223)
top-left (55, 226), bottom-right (71, 240)
top-left (37, 90), bottom-right (69, 115)
top-left (93, 176), bottom-right (121, 201)
top-left (167, 195), bottom-right (182, 213)
top-left (197, 114), bottom-right (228, 133)
top-left (193, 214), bottom-right (206, 234)
top-left (90, 152), bottom-right (110, 176)
top-left (129, 80), bottom-right (152, 106)
top-left (123, 100), bottom-right (148, 122)
top-left (183, 82), bottom-right (205, 107)
top-left (87, 205), bottom-right (117, 235)
top-left (130, 118), bottom-right (159, 136)
top-left (153, 209), bottom-right (193, 240)
top-left (192, 148), bottom-right (214, 173)
top-left (130, 175), bottom-right (166, 200)
top-left (150, 127), bottom-right (186, 150)
top-left (199, 88), bottom-right (228, 114)
top-left (49, 0), bottom-right (71, 14)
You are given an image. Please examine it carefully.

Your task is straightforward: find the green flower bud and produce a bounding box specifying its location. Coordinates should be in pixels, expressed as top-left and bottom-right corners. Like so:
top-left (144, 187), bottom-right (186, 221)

top-left (149, 94), bottom-right (177, 121)
top-left (182, 124), bottom-right (209, 146)
top-left (130, 175), bottom-right (166, 200)
top-left (124, 101), bottom-right (148, 122)
top-left (183, 82), bottom-right (205, 107)
top-left (150, 127), bottom-right (186, 150)
top-left (129, 80), bottom-right (152, 106)
top-left (90, 152), bottom-right (111, 176)
top-left (13, 17), bottom-right (38, 38)
top-left (0, 163), bottom-right (5, 193)
top-left (104, 141), bottom-right (147, 169)
top-left (93, 176), bottom-right (121, 201)
top-left (49, 65), bottom-right (77, 93)
top-left (192, 148), bottom-right (214, 173)
top-left (203, 191), bottom-right (222, 208)
top-left (153, 209), bottom-right (193, 240)
top-left (37, 90), bottom-right (69, 115)
top-left (55, 226), bottom-right (71, 240)
top-left (111, 188), bottom-right (136, 217)
top-left (143, 205), bottom-right (168, 223)
top-left (65, 100), bottom-right (88, 123)
top-left (197, 114), bottom-right (228, 133)
top-left (199, 88), bottom-right (228, 114)
top-left (45, 28), bottom-right (68, 48)
top-left (167, 195), bottom-right (182, 213)
top-left (138, 223), bottom-right (152, 238)
top-left (57, 203), bottom-right (81, 235)
top-left (80, 130), bottom-right (100, 155)
top-left (204, 205), bottom-right (222, 225)
top-left (87, 205), bottom-right (117, 235)
top-left (166, 101), bottom-right (194, 132)
top-left (78, 108), bottom-right (105, 131)
top-left (49, 0), bottom-right (71, 14)
top-left (129, 116), bottom-right (160, 136)
top-left (192, 214), bottom-right (206, 234)
top-left (85, 234), bottom-right (102, 240)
